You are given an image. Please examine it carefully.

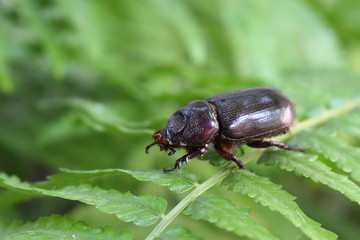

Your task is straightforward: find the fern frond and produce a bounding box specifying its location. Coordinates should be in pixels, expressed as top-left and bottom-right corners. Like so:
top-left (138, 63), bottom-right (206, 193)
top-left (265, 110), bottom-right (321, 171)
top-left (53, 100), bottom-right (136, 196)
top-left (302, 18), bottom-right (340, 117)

top-left (259, 150), bottom-right (360, 205)
top-left (222, 170), bottom-right (337, 240)
top-left (291, 129), bottom-right (360, 182)
top-left (184, 195), bottom-right (280, 240)
top-left (0, 172), bottom-right (166, 226)
top-left (0, 215), bottom-right (131, 240)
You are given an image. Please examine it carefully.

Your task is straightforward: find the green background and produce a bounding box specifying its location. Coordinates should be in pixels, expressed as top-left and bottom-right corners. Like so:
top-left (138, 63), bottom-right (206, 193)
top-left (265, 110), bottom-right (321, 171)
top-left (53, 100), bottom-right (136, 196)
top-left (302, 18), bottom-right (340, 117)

top-left (1, 0), bottom-right (360, 239)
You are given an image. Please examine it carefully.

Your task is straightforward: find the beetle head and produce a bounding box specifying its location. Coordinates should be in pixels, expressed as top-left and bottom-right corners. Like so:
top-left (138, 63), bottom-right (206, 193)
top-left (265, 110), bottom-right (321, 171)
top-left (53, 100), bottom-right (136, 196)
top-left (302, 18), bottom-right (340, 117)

top-left (145, 129), bottom-right (169, 153)
top-left (146, 100), bottom-right (219, 154)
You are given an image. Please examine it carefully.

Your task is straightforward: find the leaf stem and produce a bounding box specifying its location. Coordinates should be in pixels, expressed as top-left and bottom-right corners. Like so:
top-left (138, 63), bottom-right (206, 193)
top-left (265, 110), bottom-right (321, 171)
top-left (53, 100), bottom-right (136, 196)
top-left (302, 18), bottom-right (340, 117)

top-left (145, 98), bottom-right (360, 239)
top-left (145, 166), bottom-right (233, 240)
top-left (276, 98), bottom-right (360, 141)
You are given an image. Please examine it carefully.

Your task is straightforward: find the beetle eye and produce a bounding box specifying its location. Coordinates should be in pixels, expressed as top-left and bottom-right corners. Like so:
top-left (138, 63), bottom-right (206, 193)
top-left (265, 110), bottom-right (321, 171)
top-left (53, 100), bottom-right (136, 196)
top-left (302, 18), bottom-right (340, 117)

top-left (168, 112), bottom-right (186, 134)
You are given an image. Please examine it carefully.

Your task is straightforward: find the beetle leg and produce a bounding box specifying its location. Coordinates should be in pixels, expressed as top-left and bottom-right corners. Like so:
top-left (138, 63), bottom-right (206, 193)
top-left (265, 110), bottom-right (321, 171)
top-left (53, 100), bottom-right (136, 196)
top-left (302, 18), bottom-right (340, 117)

top-left (247, 140), bottom-right (304, 152)
top-left (163, 147), bottom-right (206, 172)
top-left (214, 143), bottom-right (246, 169)
top-left (168, 146), bottom-right (176, 156)
top-left (163, 154), bottom-right (187, 172)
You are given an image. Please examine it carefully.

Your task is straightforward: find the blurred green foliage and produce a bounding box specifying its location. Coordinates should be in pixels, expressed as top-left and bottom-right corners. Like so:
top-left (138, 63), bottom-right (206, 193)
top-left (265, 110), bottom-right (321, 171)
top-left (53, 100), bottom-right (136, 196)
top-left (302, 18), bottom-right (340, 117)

top-left (0, 0), bottom-right (360, 239)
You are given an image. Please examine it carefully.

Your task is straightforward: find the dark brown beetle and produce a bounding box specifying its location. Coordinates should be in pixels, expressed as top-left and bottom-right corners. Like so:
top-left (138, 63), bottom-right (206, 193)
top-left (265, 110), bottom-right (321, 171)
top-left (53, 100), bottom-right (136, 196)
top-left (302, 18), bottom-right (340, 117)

top-left (146, 87), bottom-right (303, 172)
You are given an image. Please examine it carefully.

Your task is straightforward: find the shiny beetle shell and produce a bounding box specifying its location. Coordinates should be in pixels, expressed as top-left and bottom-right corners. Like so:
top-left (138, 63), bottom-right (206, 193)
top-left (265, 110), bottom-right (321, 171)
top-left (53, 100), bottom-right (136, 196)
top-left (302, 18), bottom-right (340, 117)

top-left (205, 87), bottom-right (295, 141)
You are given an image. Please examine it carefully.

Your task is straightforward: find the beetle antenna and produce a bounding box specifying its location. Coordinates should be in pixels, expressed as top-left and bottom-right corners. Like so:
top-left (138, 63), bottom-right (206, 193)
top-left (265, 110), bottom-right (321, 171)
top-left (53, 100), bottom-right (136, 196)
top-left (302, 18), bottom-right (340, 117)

top-left (145, 142), bottom-right (156, 153)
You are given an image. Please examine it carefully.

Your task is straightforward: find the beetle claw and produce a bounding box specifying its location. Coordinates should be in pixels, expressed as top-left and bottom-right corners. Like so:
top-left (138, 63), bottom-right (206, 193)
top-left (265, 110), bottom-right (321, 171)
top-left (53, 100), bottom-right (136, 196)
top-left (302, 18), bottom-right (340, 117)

top-left (163, 167), bottom-right (176, 172)
top-left (163, 164), bottom-right (179, 172)
top-left (163, 158), bottom-right (182, 173)
top-left (168, 147), bottom-right (176, 156)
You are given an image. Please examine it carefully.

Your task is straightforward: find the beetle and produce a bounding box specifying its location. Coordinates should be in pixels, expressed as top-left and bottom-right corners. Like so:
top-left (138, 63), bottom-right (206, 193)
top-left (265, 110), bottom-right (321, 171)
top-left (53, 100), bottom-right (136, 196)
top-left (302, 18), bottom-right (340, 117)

top-left (146, 87), bottom-right (303, 172)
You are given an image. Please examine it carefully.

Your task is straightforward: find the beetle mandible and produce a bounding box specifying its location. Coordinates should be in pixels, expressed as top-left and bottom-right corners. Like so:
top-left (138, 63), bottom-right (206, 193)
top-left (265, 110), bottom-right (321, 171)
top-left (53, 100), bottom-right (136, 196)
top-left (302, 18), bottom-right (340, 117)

top-left (146, 87), bottom-right (303, 172)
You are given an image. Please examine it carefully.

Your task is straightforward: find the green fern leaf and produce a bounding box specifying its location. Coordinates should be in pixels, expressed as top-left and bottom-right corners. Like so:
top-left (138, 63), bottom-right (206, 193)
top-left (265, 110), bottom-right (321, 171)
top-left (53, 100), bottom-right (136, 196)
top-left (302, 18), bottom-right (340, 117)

top-left (292, 129), bottom-right (360, 182)
top-left (259, 150), bottom-right (360, 205)
top-left (46, 185), bottom-right (166, 227)
top-left (41, 168), bottom-right (124, 189)
top-left (121, 168), bottom-right (199, 194)
top-left (221, 170), bottom-right (337, 240)
top-left (183, 195), bottom-right (280, 240)
top-left (44, 168), bottom-right (199, 194)
top-left (159, 226), bottom-right (201, 240)
top-left (0, 215), bottom-right (131, 240)
top-left (0, 173), bottom-right (166, 226)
